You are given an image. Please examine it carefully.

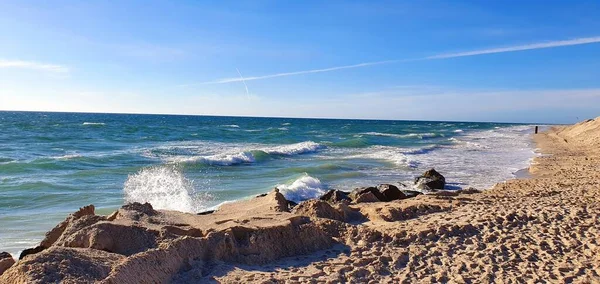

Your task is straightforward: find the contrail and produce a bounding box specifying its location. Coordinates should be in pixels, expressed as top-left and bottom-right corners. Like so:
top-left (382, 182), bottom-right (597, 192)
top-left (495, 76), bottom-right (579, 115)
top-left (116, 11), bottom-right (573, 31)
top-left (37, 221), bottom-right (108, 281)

top-left (425, 36), bottom-right (600, 59)
top-left (199, 36), bottom-right (600, 85)
top-left (236, 68), bottom-right (250, 99)
top-left (209, 59), bottom-right (410, 84)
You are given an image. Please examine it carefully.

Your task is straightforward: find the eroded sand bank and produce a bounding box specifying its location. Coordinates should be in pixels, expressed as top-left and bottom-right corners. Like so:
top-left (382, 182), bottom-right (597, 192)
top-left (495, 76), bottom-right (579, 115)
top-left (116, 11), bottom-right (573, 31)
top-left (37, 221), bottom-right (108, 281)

top-left (2, 118), bottom-right (600, 283)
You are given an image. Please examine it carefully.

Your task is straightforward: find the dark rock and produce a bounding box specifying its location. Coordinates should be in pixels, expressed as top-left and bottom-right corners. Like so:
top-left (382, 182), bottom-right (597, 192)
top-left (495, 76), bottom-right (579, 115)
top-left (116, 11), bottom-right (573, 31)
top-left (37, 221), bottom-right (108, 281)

top-left (0, 252), bottom-right (14, 276)
top-left (255, 193), bottom-right (268, 198)
top-left (197, 210), bottom-right (215, 215)
top-left (19, 246), bottom-right (45, 260)
top-left (121, 202), bottom-right (156, 216)
top-left (400, 190), bottom-right (423, 198)
top-left (349, 187), bottom-right (386, 202)
top-left (414, 168), bottom-right (446, 190)
top-left (377, 184), bottom-right (406, 201)
top-left (319, 189), bottom-right (350, 203)
top-left (287, 200), bottom-right (298, 210)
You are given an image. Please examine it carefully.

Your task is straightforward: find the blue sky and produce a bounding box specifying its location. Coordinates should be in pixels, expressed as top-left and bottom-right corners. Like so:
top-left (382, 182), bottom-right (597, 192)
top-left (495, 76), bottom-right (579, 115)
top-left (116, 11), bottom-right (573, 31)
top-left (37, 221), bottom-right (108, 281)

top-left (1, 1), bottom-right (599, 123)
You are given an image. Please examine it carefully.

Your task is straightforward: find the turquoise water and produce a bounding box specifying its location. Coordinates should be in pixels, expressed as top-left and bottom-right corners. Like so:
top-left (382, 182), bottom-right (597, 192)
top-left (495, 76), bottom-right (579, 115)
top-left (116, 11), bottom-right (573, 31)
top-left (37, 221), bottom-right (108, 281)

top-left (0, 111), bottom-right (536, 256)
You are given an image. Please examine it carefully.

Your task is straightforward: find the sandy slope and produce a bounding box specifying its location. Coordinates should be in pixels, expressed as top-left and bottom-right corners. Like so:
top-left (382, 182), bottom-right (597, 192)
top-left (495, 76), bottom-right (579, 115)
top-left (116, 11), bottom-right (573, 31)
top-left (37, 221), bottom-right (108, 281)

top-left (2, 118), bottom-right (600, 283)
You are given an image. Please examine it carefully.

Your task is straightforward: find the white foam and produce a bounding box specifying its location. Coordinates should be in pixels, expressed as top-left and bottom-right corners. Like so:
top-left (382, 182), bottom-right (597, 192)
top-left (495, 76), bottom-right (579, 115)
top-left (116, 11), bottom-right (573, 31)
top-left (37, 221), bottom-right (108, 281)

top-left (276, 175), bottom-right (326, 202)
top-left (221, 124), bottom-right (240, 128)
top-left (453, 129), bottom-right (463, 133)
top-left (281, 122), bottom-right (291, 126)
top-left (362, 132), bottom-right (437, 139)
top-left (82, 122), bottom-right (105, 126)
top-left (344, 145), bottom-right (418, 168)
top-left (412, 125), bottom-right (536, 189)
top-left (123, 166), bottom-right (212, 213)
top-left (200, 151), bottom-right (255, 165)
top-left (161, 141), bottom-right (323, 166)
top-left (54, 154), bottom-right (82, 160)
top-left (262, 141), bottom-right (323, 156)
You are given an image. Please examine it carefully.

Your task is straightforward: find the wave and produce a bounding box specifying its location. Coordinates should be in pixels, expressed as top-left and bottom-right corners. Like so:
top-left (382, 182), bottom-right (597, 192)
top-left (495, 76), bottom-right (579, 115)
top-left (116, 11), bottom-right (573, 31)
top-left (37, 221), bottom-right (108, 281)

top-left (53, 154), bottom-right (83, 160)
top-left (123, 165), bottom-right (213, 213)
top-left (82, 122), bottom-right (105, 126)
top-left (0, 157), bottom-right (15, 163)
top-left (362, 132), bottom-right (438, 139)
top-left (168, 141), bottom-right (324, 166)
top-left (402, 145), bottom-right (442, 155)
top-left (276, 175), bottom-right (326, 203)
top-left (281, 123), bottom-right (291, 126)
top-left (453, 129), bottom-right (463, 133)
top-left (345, 146), bottom-right (418, 168)
top-left (262, 141), bottom-right (323, 156)
top-left (221, 124), bottom-right (240, 128)
top-left (331, 137), bottom-right (370, 148)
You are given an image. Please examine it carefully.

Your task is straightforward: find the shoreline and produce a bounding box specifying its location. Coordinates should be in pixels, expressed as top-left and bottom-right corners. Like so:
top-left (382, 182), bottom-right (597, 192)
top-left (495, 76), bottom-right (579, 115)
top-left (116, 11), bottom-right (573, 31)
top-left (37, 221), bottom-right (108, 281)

top-left (3, 119), bottom-right (598, 282)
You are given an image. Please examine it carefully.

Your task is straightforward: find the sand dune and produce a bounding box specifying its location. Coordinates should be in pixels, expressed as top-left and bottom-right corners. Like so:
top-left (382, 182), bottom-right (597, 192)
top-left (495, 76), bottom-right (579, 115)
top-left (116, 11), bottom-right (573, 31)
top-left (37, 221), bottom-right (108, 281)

top-left (2, 118), bottom-right (600, 283)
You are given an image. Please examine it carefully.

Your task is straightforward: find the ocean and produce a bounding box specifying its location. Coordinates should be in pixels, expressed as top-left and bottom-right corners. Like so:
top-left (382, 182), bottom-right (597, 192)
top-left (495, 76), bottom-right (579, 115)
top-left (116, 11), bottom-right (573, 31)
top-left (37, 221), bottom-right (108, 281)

top-left (0, 111), bottom-right (536, 256)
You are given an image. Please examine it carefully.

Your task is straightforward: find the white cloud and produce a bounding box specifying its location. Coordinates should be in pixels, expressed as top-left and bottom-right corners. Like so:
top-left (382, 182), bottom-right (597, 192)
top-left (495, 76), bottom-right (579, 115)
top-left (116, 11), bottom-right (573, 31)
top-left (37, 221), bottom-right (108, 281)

top-left (198, 36), bottom-right (600, 84)
top-left (0, 59), bottom-right (69, 73)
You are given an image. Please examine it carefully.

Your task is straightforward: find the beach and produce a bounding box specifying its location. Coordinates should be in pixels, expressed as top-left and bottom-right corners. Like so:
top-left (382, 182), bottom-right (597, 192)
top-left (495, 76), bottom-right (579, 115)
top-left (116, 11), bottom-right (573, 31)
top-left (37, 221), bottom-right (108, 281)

top-left (2, 117), bottom-right (600, 283)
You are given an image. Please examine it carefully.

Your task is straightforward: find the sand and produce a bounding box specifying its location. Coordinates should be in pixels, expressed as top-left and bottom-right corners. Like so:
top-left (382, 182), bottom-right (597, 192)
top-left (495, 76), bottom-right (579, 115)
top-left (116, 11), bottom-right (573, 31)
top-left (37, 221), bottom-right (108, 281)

top-left (2, 118), bottom-right (600, 283)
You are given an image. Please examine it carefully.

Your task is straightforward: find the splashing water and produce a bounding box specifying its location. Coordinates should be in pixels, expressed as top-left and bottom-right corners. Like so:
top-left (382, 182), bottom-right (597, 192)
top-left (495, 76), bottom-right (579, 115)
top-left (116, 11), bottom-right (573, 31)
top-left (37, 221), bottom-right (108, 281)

top-left (123, 165), bottom-right (212, 213)
top-left (276, 175), bottom-right (326, 203)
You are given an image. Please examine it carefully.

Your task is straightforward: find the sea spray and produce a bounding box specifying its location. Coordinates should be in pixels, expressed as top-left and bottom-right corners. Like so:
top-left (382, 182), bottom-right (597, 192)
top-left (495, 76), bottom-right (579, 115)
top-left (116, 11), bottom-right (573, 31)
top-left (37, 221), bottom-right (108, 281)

top-left (276, 175), bottom-right (327, 203)
top-left (123, 165), bottom-right (212, 213)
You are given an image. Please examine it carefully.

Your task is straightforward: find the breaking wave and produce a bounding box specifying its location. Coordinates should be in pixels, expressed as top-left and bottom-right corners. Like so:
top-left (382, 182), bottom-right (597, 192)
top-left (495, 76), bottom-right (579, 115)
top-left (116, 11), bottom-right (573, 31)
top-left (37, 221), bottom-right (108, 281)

top-left (168, 141), bottom-right (324, 166)
top-left (276, 175), bottom-right (326, 203)
top-left (362, 132), bottom-right (439, 139)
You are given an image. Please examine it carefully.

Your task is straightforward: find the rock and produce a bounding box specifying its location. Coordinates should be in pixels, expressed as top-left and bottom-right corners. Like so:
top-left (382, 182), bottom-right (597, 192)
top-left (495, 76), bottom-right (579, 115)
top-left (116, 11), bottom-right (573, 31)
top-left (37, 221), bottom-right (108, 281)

top-left (287, 200), bottom-right (298, 211)
top-left (349, 187), bottom-right (385, 202)
top-left (355, 191), bottom-right (381, 203)
top-left (0, 252), bottom-right (14, 276)
top-left (401, 190), bottom-right (423, 198)
top-left (197, 210), bottom-right (215, 215)
top-left (121, 202), bottom-right (156, 216)
top-left (292, 200), bottom-right (344, 221)
top-left (414, 168), bottom-right (446, 190)
top-left (18, 246), bottom-right (45, 260)
top-left (320, 189), bottom-right (351, 203)
top-left (377, 184), bottom-right (406, 201)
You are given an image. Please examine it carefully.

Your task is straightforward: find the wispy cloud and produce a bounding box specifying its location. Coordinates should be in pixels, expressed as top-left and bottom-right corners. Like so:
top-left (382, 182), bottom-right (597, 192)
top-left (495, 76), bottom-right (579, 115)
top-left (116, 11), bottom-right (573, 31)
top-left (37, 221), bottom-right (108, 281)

top-left (0, 59), bottom-right (69, 73)
top-left (199, 36), bottom-right (600, 84)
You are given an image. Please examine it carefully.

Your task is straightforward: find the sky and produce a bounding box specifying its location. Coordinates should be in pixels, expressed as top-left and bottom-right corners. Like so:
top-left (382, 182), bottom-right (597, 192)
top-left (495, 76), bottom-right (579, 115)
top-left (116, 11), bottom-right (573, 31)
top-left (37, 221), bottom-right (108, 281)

top-left (1, 1), bottom-right (600, 123)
